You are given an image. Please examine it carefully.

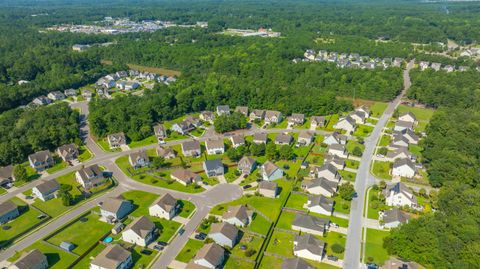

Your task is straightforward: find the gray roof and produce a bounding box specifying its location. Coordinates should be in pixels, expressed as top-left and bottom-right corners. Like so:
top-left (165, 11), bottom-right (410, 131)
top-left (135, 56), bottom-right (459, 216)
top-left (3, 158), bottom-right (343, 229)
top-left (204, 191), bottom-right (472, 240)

top-left (325, 154), bottom-right (345, 166)
top-left (153, 124), bottom-right (166, 134)
top-left (401, 128), bottom-right (419, 141)
top-left (292, 214), bottom-right (329, 233)
top-left (12, 249), bottom-right (47, 269)
top-left (209, 222), bottom-right (239, 241)
top-left (304, 178), bottom-right (338, 193)
top-left (91, 244), bottom-right (131, 268)
top-left (262, 161), bottom-right (280, 177)
top-left (310, 116), bottom-right (325, 126)
top-left (265, 110), bottom-right (281, 119)
top-left (182, 140), bottom-right (201, 151)
top-left (298, 131), bottom-right (313, 140)
top-left (258, 181), bottom-right (278, 191)
top-left (275, 133), bottom-right (292, 144)
top-left (328, 143), bottom-right (346, 152)
top-left (101, 196), bottom-right (130, 214)
top-left (306, 195), bottom-right (334, 212)
top-left (34, 179), bottom-right (60, 196)
top-left (341, 115), bottom-right (356, 126)
top-left (330, 132), bottom-right (347, 143)
top-left (230, 135), bottom-right (245, 145)
top-left (77, 164), bottom-right (103, 182)
top-left (171, 169), bottom-right (200, 183)
top-left (152, 193), bottom-right (178, 212)
top-left (395, 120), bottom-right (414, 129)
top-left (282, 258), bottom-right (315, 269)
top-left (28, 150), bottom-right (52, 163)
top-left (250, 109), bottom-right (265, 118)
top-left (288, 113), bottom-right (305, 122)
top-left (204, 159), bottom-right (223, 172)
top-left (206, 139), bottom-right (224, 150)
top-left (399, 112), bottom-right (417, 121)
top-left (386, 147), bottom-right (411, 159)
top-left (108, 132), bottom-right (126, 144)
top-left (156, 146), bottom-right (175, 158)
top-left (0, 200), bottom-right (17, 216)
top-left (383, 208), bottom-right (410, 224)
top-left (253, 133), bottom-right (267, 142)
top-left (315, 163), bottom-right (339, 177)
top-left (57, 143), bottom-right (78, 158)
top-left (235, 106), bottom-right (248, 115)
top-left (217, 105), bottom-right (230, 113)
top-left (0, 165), bottom-right (13, 180)
top-left (129, 150), bottom-right (149, 166)
top-left (392, 134), bottom-right (409, 145)
top-left (393, 158), bottom-right (415, 170)
top-left (383, 182), bottom-right (416, 202)
top-left (238, 156), bottom-right (256, 170)
top-left (294, 233), bottom-right (325, 255)
top-left (125, 216), bottom-right (156, 238)
top-left (194, 243), bottom-right (225, 267)
top-left (222, 205), bottom-right (249, 224)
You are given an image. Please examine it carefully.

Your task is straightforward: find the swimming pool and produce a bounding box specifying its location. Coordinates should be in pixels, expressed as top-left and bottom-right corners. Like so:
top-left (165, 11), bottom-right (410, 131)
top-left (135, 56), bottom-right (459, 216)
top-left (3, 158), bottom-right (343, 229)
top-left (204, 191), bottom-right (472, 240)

top-left (103, 237), bottom-right (113, 243)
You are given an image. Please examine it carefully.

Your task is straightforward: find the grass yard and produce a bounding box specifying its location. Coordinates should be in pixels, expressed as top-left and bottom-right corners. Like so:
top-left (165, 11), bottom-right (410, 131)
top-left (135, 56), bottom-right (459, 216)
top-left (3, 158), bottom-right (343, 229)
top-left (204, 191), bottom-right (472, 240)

top-left (72, 243), bottom-right (105, 269)
top-left (322, 231), bottom-right (347, 259)
top-left (339, 170), bottom-right (356, 182)
top-left (276, 211), bottom-right (296, 230)
top-left (275, 160), bottom-right (302, 178)
top-left (230, 233), bottom-right (264, 260)
top-left (78, 145), bottom-right (92, 162)
top-left (224, 257), bottom-right (255, 269)
top-left (46, 157), bottom-right (69, 174)
top-left (190, 128), bottom-right (205, 137)
top-left (367, 188), bottom-right (391, 219)
top-left (370, 102), bottom-right (388, 117)
top-left (126, 63), bottom-right (181, 77)
top-left (353, 125), bottom-right (374, 137)
top-left (175, 239), bottom-right (204, 262)
top-left (285, 193), bottom-right (308, 211)
top-left (324, 114), bottom-right (340, 131)
top-left (372, 161), bottom-right (392, 180)
top-left (346, 140), bottom-right (365, 154)
top-left (266, 230), bottom-right (295, 257)
top-left (397, 105), bottom-right (435, 122)
top-left (309, 212), bottom-right (349, 228)
top-left (333, 195), bottom-right (351, 215)
top-left (365, 228), bottom-right (390, 265)
top-left (345, 159), bottom-right (360, 169)
top-left (97, 138), bottom-right (120, 152)
top-left (9, 241), bottom-right (77, 269)
top-left (258, 255), bottom-right (284, 269)
top-left (378, 135), bottom-right (391, 147)
top-left (129, 135), bottom-right (157, 148)
top-left (178, 200), bottom-right (196, 218)
top-left (131, 245), bottom-right (158, 268)
top-left (249, 213), bottom-right (272, 235)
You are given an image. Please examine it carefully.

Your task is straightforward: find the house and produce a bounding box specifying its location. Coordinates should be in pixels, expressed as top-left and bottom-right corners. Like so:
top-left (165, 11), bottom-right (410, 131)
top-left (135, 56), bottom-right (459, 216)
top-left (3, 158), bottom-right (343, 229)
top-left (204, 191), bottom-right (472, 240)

top-left (90, 244), bottom-right (132, 269)
top-left (47, 91), bottom-right (66, 101)
top-left (123, 81), bottom-right (140, 91)
top-left (383, 182), bottom-right (417, 207)
top-left (394, 120), bottom-right (414, 132)
top-left (153, 124), bottom-right (167, 140)
top-left (184, 116), bottom-right (201, 128)
top-left (32, 179), bottom-right (60, 202)
top-left (156, 146), bottom-right (176, 159)
top-left (205, 139), bottom-right (225, 155)
top-left (249, 109), bottom-right (265, 121)
top-left (191, 243), bottom-right (225, 269)
top-left (275, 133), bottom-right (292, 145)
top-left (32, 95), bottom-right (51, 106)
top-left (381, 208), bottom-right (410, 229)
top-left (293, 234), bottom-right (325, 262)
top-left (349, 111), bottom-right (365, 124)
top-left (386, 147), bottom-right (412, 161)
top-left (0, 200), bottom-right (19, 224)
top-left (230, 135), bottom-right (245, 148)
top-left (302, 178), bottom-right (338, 197)
top-left (310, 163), bottom-right (341, 182)
top-left (398, 112), bottom-right (417, 124)
top-left (122, 216), bottom-right (156, 247)
top-left (393, 58), bottom-right (403, 67)
top-left (419, 61), bottom-right (429, 71)
top-left (258, 181), bottom-right (278, 198)
top-left (181, 140), bottom-right (202, 157)
top-left (100, 196), bottom-right (133, 222)
top-left (333, 115), bottom-right (356, 133)
top-left (9, 249), bottom-right (48, 269)
top-left (324, 154), bottom-right (345, 170)
top-left (323, 132), bottom-right (347, 145)
top-left (76, 164), bottom-right (105, 189)
top-left (203, 159), bottom-right (224, 177)
top-left (72, 44), bottom-right (90, 51)
top-left (287, 113), bottom-right (305, 125)
top-left (171, 121), bottom-right (195, 135)
top-left (116, 71), bottom-right (128, 78)
top-left (310, 116), bottom-right (325, 129)
top-left (381, 257), bottom-right (426, 269)
top-left (297, 131), bottom-right (314, 146)
top-left (222, 205), bottom-right (251, 227)
top-left (327, 144), bottom-right (348, 158)
top-left (64, 89), bottom-right (77, 97)
top-left (82, 90), bottom-right (92, 100)
top-left (107, 133), bottom-right (126, 149)
top-left (0, 165), bottom-right (14, 185)
top-left (261, 161), bottom-right (283, 181)
top-left (238, 156), bottom-right (256, 175)
top-left (149, 193), bottom-right (178, 220)
top-left (235, 106), bottom-right (248, 116)
top-left (252, 133), bottom-right (267, 144)
top-left (282, 258), bottom-right (316, 269)
top-left (170, 169), bottom-right (201, 186)
top-left (291, 214), bottom-right (329, 236)
top-left (216, 105), bottom-right (230, 115)
top-left (199, 111), bottom-right (215, 123)
top-left (28, 150), bottom-right (54, 172)
top-left (390, 135), bottom-right (409, 148)
top-left (392, 158), bottom-right (416, 178)
top-left (443, 65), bottom-right (454, 72)
top-left (396, 128), bottom-right (419, 144)
top-left (57, 143), bottom-right (79, 162)
top-left (304, 195), bottom-right (334, 216)
top-left (128, 151), bottom-right (150, 169)
top-left (264, 110), bottom-right (282, 124)
top-left (207, 222), bottom-right (239, 248)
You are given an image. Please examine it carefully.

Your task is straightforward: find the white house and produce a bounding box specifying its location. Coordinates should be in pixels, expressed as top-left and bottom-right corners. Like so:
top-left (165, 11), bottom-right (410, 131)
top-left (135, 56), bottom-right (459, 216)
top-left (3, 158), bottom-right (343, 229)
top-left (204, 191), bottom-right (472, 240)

top-left (122, 216), bottom-right (156, 247)
top-left (222, 205), bottom-right (251, 227)
top-left (333, 115), bottom-right (356, 134)
top-left (191, 243), bottom-right (225, 269)
top-left (90, 244), bottom-right (132, 269)
top-left (304, 195), bottom-right (333, 216)
top-left (381, 208), bottom-right (410, 229)
top-left (310, 163), bottom-right (341, 182)
top-left (392, 158), bottom-right (416, 178)
top-left (264, 110), bottom-right (282, 124)
top-left (302, 178), bottom-right (338, 197)
top-left (32, 179), bottom-right (60, 202)
top-left (323, 132), bottom-right (347, 145)
top-left (149, 193), bottom-right (179, 220)
top-left (261, 161), bottom-right (283, 181)
top-left (205, 139), bottom-right (225, 155)
top-left (293, 234), bottom-right (325, 262)
top-left (327, 144), bottom-right (348, 158)
top-left (398, 112), bottom-right (417, 124)
top-left (383, 182), bottom-right (417, 208)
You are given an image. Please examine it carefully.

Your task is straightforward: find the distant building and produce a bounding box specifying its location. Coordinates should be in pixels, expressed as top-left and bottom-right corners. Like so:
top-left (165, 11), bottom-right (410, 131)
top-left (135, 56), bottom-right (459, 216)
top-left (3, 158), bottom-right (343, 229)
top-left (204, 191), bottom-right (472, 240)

top-left (9, 249), bottom-right (48, 269)
top-left (261, 161), bottom-right (283, 181)
top-left (90, 244), bottom-right (132, 269)
top-left (149, 193), bottom-right (179, 220)
top-left (28, 150), bottom-right (54, 172)
top-left (57, 143), bottom-right (79, 162)
top-left (0, 200), bottom-right (19, 224)
top-left (100, 196), bottom-right (133, 222)
top-left (32, 179), bottom-right (60, 202)
top-left (76, 164), bottom-right (105, 189)
top-left (107, 133), bottom-right (126, 149)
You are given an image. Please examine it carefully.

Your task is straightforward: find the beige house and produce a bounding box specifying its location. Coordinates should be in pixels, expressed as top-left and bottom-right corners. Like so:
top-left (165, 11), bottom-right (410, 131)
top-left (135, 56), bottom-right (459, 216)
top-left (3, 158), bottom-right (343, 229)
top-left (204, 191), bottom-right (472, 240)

top-left (122, 216), bottom-right (156, 247)
top-left (258, 181), bottom-right (278, 198)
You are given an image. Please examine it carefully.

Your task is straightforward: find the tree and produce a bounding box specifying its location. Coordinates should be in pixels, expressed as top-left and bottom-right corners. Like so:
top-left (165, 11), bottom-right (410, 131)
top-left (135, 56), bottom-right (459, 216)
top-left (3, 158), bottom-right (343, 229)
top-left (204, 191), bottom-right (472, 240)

top-left (265, 143), bottom-right (278, 160)
top-left (213, 112), bottom-right (247, 133)
top-left (331, 243), bottom-right (345, 254)
top-left (249, 143), bottom-right (265, 156)
top-left (151, 156), bottom-right (166, 169)
top-left (352, 146), bottom-right (363, 157)
top-left (339, 182), bottom-right (356, 201)
top-left (226, 148), bottom-right (242, 162)
top-left (378, 147), bottom-right (388, 156)
top-left (278, 145), bottom-right (294, 160)
top-left (13, 165), bottom-right (28, 182)
top-left (58, 184), bottom-right (74, 206)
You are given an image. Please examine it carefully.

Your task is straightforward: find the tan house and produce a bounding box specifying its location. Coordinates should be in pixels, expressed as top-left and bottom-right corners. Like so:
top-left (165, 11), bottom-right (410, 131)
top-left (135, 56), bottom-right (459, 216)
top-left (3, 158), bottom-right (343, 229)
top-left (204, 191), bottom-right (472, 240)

top-left (258, 181), bottom-right (278, 198)
top-left (170, 169), bottom-right (201, 186)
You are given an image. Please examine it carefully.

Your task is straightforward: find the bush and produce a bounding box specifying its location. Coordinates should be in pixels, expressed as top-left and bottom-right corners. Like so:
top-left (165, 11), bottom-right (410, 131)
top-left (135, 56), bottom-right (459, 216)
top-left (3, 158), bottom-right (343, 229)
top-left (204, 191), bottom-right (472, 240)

top-left (150, 179), bottom-right (158, 184)
top-left (331, 243), bottom-right (345, 253)
top-left (342, 203), bottom-right (349, 210)
top-left (352, 146), bottom-right (363, 157)
top-left (245, 249), bottom-right (257, 257)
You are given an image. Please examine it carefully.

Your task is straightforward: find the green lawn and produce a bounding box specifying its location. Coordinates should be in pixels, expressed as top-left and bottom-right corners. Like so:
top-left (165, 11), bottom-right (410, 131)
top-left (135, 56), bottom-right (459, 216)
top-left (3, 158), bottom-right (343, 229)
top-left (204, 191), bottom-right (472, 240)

top-left (0, 188), bottom-right (6, 195)
top-left (224, 256), bottom-right (255, 269)
top-left (370, 102), bottom-right (388, 117)
top-left (249, 213), bottom-right (272, 235)
top-left (72, 243), bottom-right (106, 269)
top-left (275, 160), bottom-right (302, 178)
top-left (309, 212), bottom-right (349, 228)
top-left (284, 193), bottom-right (308, 211)
top-left (372, 161), bottom-right (392, 180)
top-left (397, 105), bottom-right (435, 132)
top-left (230, 233), bottom-right (264, 261)
top-left (379, 135), bottom-right (391, 147)
top-left (97, 138), bottom-right (120, 152)
top-left (9, 241), bottom-right (78, 269)
top-left (178, 200), bottom-right (196, 218)
top-left (266, 230), bottom-right (295, 257)
top-left (333, 195), bottom-right (351, 215)
top-left (78, 145), bottom-right (93, 162)
top-left (325, 114), bottom-right (340, 131)
top-left (353, 125), bottom-right (374, 137)
top-left (46, 157), bottom-right (69, 174)
top-left (345, 159), bottom-right (360, 169)
top-left (258, 255), bottom-right (284, 269)
top-left (131, 245), bottom-right (158, 268)
top-left (129, 135), bottom-right (157, 148)
top-left (322, 231), bottom-right (347, 259)
top-left (339, 170), bottom-right (356, 182)
top-left (365, 228), bottom-right (390, 265)
top-left (276, 211), bottom-right (296, 230)
top-left (190, 128), bottom-right (205, 137)
top-left (367, 188), bottom-right (392, 219)
top-left (346, 140), bottom-right (365, 154)
top-left (409, 144), bottom-right (423, 160)
top-left (175, 239), bottom-right (205, 262)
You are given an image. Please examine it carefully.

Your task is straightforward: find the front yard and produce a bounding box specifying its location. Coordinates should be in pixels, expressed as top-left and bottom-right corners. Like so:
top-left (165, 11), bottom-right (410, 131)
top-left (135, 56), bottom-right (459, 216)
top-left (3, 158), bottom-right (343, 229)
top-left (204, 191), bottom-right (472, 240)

top-left (372, 161), bottom-right (392, 180)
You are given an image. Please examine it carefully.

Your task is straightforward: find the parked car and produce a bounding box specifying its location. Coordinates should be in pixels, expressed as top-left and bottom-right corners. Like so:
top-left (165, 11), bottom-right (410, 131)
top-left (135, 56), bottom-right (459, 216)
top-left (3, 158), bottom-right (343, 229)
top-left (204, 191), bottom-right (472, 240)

top-left (157, 241), bottom-right (168, 246)
top-left (178, 228), bottom-right (185, 236)
top-left (243, 184), bottom-right (252, 189)
top-left (154, 245), bottom-right (164, 251)
top-left (327, 255), bottom-right (338, 261)
top-left (195, 232), bottom-right (207, 240)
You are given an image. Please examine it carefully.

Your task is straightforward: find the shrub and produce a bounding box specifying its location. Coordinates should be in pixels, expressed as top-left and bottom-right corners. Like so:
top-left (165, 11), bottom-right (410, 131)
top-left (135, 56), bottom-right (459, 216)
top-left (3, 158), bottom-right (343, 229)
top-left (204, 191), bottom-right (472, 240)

top-left (331, 243), bottom-right (345, 253)
top-left (245, 249), bottom-right (257, 257)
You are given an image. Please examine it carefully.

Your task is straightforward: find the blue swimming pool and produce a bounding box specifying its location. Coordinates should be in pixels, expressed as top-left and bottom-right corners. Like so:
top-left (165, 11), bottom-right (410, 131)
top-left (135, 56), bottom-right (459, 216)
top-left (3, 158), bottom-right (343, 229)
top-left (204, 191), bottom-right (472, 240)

top-left (103, 237), bottom-right (113, 243)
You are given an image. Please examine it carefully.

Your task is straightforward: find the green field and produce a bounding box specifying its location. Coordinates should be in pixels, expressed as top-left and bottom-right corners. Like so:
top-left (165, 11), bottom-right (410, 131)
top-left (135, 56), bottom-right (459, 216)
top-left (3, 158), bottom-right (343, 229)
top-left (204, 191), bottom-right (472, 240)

top-left (249, 213), bottom-right (272, 235)
top-left (339, 170), bottom-right (356, 182)
top-left (346, 140), bottom-right (365, 154)
top-left (230, 233), bottom-right (264, 261)
top-left (178, 200), bottom-right (196, 218)
top-left (365, 228), bottom-right (390, 265)
top-left (46, 157), bottom-right (68, 174)
top-left (128, 135), bottom-right (157, 148)
top-left (175, 239), bottom-right (204, 262)
top-left (9, 241), bottom-right (78, 269)
top-left (370, 102), bottom-right (388, 117)
top-left (266, 230), bottom-right (295, 257)
top-left (284, 193), bottom-right (308, 211)
top-left (78, 146), bottom-right (93, 162)
top-left (354, 125), bottom-right (374, 137)
top-left (397, 105), bottom-right (435, 132)
top-left (378, 135), bottom-right (391, 147)
top-left (372, 161), bottom-right (392, 180)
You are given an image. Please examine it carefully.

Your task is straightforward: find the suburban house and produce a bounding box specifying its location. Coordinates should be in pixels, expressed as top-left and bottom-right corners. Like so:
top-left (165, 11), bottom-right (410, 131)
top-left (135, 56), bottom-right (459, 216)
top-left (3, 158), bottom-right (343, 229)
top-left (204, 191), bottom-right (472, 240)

top-left (181, 140), bottom-right (202, 157)
top-left (381, 257), bottom-right (426, 269)
top-left (10, 249), bottom-right (48, 269)
top-left (230, 135), bottom-right (245, 148)
top-left (398, 112), bottom-right (417, 124)
top-left (171, 121), bottom-right (195, 135)
top-left (293, 234), bottom-right (325, 262)
top-left (390, 135), bottom-right (409, 148)
top-left (291, 215), bottom-right (329, 236)
top-left (324, 155), bottom-right (346, 170)
top-left (32, 95), bottom-right (51, 106)
top-left (396, 129), bottom-right (419, 144)
top-left (28, 150), bottom-right (54, 172)
top-left (282, 258), bottom-right (316, 269)
top-left (381, 208), bottom-right (410, 229)
top-left (304, 195), bottom-right (334, 216)
top-left (107, 133), bottom-right (127, 149)
top-left (386, 147), bottom-right (412, 162)
top-left (258, 181), bottom-right (278, 198)
top-left (287, 113), bottom-right (305, 126)
top-left (302, 178), bottom-right (338, 197)
top-left (275, 133), bottom-right (292, 145)
top-left (222, 205), bottom-right (251, 227)
top-left (90, 244), bottom-right (132, 269)
top-left (205, 139), bottom-right (225, 155)
top-left (264, 110), bottom-right (282, 124)
top-left (156, 146), bottom-right (176, 159)
top-left (200, 111), bottom-right (216, 123)
top-left (249, 109), bottom-right (265, 121)
top-left (207, 222), bottom-right (239, 248)
top-left (310, 116), bottom-right (325, 129)
top-left (191, 243), bottom-right (225, 269)
top-left (333, 115), bottom-right (356, 134)
top-left (235, 106), bottom-right (249, 116)
top-left (252, 133), bottom-right (268, 144)
top-left (0, 165), bottom-right (14, 186)
top-left (153, 124), bottom-right (167, 140)
top-left (122, 216), bottom-right (157, 247)
top-left (56, 143), bottom-right (79, 162)
top-left (392, 158), bottom-right (416, 178)
top-left (216, 105), bottom-right (230, 115)
top-left (149, 193), bottom-right (179, 220)
top-left (170, 169), bottom-right (201, 186)
top-left (203, 159), bottom-right (224, 177)
top-left (355, 106), bottom-right (371, 118)
top-left (76, 164), bottom-right (105, 189)
top-left (297, 131), bottom-right (314, 146)
top-left (82, 90), bottom-right (92, 100)
top-left (349, 110), bottom-right (366, 124)
top-left (64, 89), bottom-right (77, 97)
top-left (327, 144), bottom-right (348, 158)
top-left (238, 156), bottom-right (257, 175)
top-left (383, 182), bottom-right (417, 208)
top-left (47, 91), bottom-right (66, 101)
top-left (128, 151), bottom-right (150, 169)
top-left (261, 161), bottom-right (283, 181)
top-left (394, 121), bottom-right (414, 132)
top-left (310, 163), bottom-right (341, 182)
top-left (0, 200), bottom-right (19, 224)
top-left (100, 196), bottom-right (133, 222)
top-left (32, 179), bottom-right (60, 202)
top-left (323, 132), bottom-right (347, 145)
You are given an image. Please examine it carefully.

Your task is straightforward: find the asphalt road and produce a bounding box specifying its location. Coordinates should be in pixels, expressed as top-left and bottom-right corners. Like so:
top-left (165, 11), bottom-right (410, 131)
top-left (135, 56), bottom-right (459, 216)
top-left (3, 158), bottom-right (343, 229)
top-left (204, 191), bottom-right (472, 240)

top-left (342, 60), bottom-right (414, 269)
